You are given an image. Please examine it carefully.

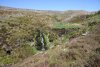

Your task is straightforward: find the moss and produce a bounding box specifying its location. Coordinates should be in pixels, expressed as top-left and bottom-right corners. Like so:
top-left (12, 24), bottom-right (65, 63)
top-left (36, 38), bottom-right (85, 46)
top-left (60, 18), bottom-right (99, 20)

top-left (44, 34), bottom-right (50, 49)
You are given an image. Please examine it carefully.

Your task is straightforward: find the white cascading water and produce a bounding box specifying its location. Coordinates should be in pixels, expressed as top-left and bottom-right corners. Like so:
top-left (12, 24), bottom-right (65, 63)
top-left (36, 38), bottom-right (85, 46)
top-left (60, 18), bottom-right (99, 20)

top-left (40, 33), bottom-right (45, 51)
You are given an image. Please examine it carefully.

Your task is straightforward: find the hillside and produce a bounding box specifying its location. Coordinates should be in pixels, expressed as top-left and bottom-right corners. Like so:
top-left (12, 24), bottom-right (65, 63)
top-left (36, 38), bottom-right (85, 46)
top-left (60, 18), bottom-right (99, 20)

top-left (0, 6), bottom-right (100, 67)
top-left (12, 23), bottom-right (100, 67)
top-left (0, 6), bottom-right (91, 22)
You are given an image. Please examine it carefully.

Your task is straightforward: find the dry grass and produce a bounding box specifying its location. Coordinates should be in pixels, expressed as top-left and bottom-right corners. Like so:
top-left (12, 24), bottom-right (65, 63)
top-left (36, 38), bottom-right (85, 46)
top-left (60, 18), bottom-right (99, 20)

top-left (45, 24), bottom-right (100, 67)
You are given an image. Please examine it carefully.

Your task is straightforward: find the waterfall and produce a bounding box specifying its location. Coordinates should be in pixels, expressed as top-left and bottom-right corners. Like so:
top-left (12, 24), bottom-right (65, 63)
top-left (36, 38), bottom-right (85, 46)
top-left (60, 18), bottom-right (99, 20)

top-left (35, 29), bottom-right (46, 50)
top-left (40, 33), bottom-right (45, 51)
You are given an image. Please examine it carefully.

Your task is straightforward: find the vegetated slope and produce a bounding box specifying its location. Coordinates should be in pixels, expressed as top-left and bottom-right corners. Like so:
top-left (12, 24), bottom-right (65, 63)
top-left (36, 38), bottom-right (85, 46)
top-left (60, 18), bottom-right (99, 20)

top-left (46, 24), bottom-right (100, 67)
top-left (0, 5), bottom-right (98, 67)
top-left (11, 11), bottom-right (100, 67)
top-left (20, 25), bottom-right (100, 67)
top-left (12, 23), bottom-right (100, 67)
top-left (0, 7), bottom-right (54, 66)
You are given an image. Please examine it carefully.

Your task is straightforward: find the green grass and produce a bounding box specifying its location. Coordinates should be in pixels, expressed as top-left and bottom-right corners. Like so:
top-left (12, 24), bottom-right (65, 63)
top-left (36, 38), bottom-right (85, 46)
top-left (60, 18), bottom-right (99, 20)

top-left (0, 55), bottom-right (13, 64)
top-left (53, 22), bottom-right (81, 29)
